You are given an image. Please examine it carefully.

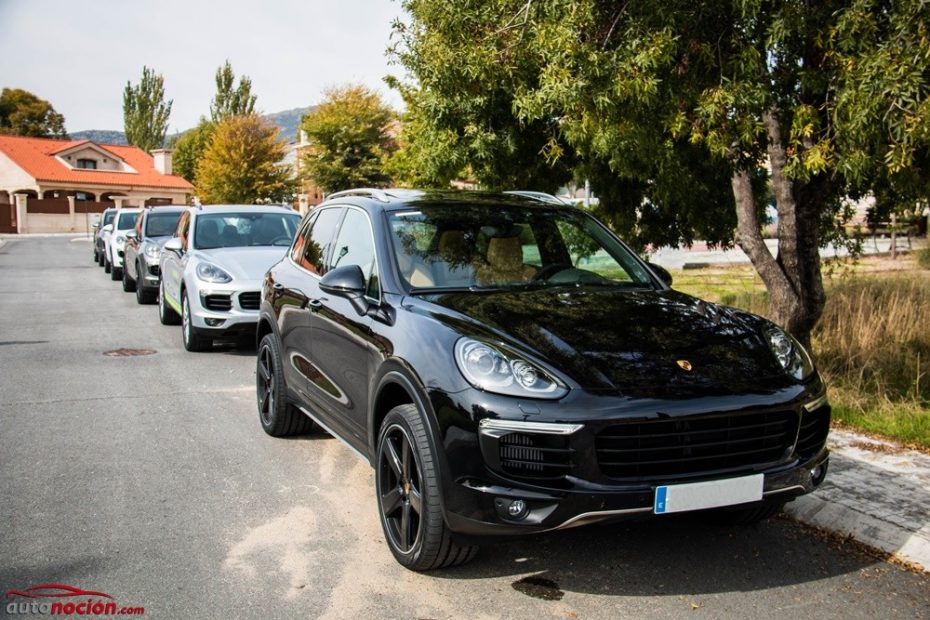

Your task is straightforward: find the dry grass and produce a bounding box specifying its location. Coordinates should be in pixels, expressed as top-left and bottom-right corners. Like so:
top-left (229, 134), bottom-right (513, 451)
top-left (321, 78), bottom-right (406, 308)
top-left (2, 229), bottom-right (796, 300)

top-left (673, 250), bottom-right (930, 447)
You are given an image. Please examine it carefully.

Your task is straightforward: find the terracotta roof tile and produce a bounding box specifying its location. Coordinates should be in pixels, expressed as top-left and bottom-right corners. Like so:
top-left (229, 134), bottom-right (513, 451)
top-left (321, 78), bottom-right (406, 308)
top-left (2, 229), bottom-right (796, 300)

top-left (0, 135), bottom-right (193, 191)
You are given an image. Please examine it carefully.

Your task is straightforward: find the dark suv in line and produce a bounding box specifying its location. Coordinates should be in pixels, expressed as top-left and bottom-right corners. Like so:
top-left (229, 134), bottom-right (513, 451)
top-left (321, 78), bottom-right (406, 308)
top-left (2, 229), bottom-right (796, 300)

top-left (121, 205), bottom-right (186, 303)
top-left (256, 189), bottom-right (830, 571)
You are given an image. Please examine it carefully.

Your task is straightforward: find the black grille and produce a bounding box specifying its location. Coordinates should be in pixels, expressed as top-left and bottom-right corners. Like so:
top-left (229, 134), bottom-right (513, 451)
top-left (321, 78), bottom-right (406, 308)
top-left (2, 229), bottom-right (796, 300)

top-left (596, 410), bottom-right (797, 479)
top-left (795, 406), bottom-right (830, 459)
top-left (202, 294), bottom-right (232, 311)
top-left (238, 291), bottom-right (260, 311)
top-left (499, 432), bottom-right (574, 479)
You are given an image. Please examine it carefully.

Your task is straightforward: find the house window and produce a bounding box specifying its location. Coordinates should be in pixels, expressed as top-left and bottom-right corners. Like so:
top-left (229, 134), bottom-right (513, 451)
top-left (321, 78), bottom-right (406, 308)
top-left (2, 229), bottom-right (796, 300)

top-left (76, 159), bottom-right (97, 170)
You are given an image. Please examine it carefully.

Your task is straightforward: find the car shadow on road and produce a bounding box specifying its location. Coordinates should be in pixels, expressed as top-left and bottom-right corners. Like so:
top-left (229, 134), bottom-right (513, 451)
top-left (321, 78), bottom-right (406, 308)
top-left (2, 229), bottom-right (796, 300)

top-left (429, 512), bottom-right (894, 596)
top-left (0, 557), bottom-right (109, 598)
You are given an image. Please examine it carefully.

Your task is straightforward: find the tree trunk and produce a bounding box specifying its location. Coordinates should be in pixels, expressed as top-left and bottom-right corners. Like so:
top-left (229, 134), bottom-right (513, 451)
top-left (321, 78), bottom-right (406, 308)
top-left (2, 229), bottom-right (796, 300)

top-left (731, 109), bottom-right (826, 352)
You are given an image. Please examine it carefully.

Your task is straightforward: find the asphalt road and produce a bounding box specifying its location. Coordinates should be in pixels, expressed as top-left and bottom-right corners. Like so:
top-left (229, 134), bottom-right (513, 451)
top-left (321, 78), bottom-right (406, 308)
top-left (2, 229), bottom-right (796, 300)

top-left (1, 235), bottom-right (927, 619)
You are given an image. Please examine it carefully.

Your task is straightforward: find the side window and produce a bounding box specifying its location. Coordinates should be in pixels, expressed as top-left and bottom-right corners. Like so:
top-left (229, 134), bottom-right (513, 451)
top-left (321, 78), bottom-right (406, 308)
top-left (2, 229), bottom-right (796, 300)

top-left (177, 212), bottom-right (190, 250)
top-left (297, 208), bottom-right (343, 275)
top-left (290, 212), bottom-right (319, 264)
top-left (329, 209), bottom-right (378, 298)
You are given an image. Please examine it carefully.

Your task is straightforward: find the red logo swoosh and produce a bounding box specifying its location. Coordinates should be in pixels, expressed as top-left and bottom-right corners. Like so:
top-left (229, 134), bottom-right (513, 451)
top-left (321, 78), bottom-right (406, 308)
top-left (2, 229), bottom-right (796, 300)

top-left (5, 583), bottom-right (113, 599)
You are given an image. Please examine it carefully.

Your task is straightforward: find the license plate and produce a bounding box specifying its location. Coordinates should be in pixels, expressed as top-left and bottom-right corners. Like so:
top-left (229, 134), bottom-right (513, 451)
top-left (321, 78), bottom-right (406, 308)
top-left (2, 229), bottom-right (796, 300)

top-left (654, 474), bottom-right (764, 514)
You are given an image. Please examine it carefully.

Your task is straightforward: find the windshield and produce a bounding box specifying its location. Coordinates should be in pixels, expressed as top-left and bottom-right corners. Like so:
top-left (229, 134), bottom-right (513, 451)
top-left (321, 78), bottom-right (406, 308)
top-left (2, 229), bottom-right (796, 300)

top-left (194, 211), bottom-right (302, 250)
top-left (145, 211), bottom-right (182, 237)
top-left (388, 205), bottom-right (655, 291)
top-left (116, 212), bottom-right (138, 230)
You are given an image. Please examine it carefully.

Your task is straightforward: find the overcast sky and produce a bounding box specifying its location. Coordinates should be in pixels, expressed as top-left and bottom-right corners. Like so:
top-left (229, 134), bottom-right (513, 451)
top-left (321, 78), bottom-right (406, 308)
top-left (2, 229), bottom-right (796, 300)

top-left (0, 0), bottom-right (407, 134)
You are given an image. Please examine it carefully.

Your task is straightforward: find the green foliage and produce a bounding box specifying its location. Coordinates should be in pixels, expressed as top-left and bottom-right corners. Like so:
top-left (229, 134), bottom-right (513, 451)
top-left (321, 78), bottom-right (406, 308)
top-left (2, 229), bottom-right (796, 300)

top-left (170, 119), bottom-right (215, 183)
top-left (299, 85), bottom-right (397, 193)
top-left (392, 0), bottom-right (930, 342)
top-left (0, 88), bottom-right (67, 138)
top-left (194, 114), bottom-right (292, 204)
top-left (123, 66), bottom-right (172, 152)
top-left (210, 61), bottom-right (257, 123)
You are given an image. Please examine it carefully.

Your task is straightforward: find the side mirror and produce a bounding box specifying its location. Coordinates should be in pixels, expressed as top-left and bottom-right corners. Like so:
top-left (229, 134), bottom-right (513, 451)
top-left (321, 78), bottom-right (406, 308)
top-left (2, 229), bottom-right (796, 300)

top-left (650, 263), bottom-right (673, 287)
top-left (126, 231), bottom-right (137, 240)
top-left (163, 237), bottom-right (183, 254)
top-left (320, 264), bottom-right (368, 315)
top-left (102, 224), bottom-right (113, 233)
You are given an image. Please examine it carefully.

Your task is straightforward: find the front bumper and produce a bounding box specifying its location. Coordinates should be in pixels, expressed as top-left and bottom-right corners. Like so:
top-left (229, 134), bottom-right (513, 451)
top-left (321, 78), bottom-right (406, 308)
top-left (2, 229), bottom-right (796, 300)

top-left (186, 279), bottom-right (262, 339)
top-left (429, 383), bottom-right (831, 538)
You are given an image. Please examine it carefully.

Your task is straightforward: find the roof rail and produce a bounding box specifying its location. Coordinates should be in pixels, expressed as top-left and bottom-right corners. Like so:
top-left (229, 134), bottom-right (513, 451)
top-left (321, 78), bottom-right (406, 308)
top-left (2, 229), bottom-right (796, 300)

top-left (326, 188), bottom-right (391, 203)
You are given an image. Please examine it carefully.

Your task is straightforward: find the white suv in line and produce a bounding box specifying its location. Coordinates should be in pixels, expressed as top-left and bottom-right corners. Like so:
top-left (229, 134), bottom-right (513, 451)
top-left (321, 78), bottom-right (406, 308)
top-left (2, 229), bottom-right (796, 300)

top-left (158, 204), bottom-right (302, 352)
top-left (102, 207), bottom-right (141, 281)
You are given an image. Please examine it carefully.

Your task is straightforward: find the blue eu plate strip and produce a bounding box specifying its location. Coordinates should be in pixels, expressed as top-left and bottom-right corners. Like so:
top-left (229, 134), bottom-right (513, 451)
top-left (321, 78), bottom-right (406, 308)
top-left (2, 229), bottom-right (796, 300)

top-left (655, 486), bottom-right (668, 514)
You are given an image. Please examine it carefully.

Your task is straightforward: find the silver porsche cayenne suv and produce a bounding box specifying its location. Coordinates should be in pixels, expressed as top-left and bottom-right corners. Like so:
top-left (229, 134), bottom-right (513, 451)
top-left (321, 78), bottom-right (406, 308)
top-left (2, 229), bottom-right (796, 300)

top-left (158, 204), bottom-right (302, 351)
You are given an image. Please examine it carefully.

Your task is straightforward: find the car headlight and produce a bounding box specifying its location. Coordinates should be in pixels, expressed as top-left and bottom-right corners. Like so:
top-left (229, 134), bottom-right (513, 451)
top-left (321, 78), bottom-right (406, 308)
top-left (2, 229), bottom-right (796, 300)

top-left (454, 338), bottom-right (567, 399)
top-left (763, 324), bottom-right (814, 380)
top-left (144, 244), bottom-right (161, 259)
top-left (196, 262), bottom-right (233, 283)
top-left (115, 235), bottom-right (125, 245)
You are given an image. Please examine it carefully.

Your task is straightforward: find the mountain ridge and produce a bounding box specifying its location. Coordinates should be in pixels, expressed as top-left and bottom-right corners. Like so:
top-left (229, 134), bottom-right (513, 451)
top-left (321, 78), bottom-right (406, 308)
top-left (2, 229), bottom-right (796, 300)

top-left (71, 106), bottom-right (315, 146)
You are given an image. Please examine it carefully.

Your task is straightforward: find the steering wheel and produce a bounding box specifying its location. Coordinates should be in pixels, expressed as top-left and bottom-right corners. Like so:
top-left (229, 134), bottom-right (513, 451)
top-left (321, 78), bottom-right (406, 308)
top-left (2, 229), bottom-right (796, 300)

top-left (531, 263), bottom-right (573, 282)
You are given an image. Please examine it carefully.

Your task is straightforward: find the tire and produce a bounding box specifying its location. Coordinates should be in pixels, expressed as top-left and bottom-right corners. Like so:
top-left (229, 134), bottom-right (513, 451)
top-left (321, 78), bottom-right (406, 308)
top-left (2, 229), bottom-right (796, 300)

top-left (92, 247), bottom-right (98, 263)
top-left (181, 290), bottom-right (211, 352)
top-left (256, 333), bottom-right (315, 436)
top-left (713, 500), bottom-right (786, 526)
top-left (110, 263), bottom-right (121, 281)
top-left (136, 281), bottom-right (156, 305)
top-left (158, 279), bottom-right (181, 325)
top-left (122, 264), bottom-right (136, 292)
top-left (376, 404), bottom-right (478, 571)
top-left (98, 249), bottom-right (105, 267)
top-left (104, 254), bottom-right (112, 274)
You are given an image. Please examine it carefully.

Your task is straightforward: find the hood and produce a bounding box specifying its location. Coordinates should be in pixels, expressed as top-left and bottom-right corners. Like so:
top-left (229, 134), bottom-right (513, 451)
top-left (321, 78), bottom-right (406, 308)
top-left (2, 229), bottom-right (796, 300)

top-left (423, 287), bottom-right (792, 399)
top-left (197, 247), bottom-right (288, 281)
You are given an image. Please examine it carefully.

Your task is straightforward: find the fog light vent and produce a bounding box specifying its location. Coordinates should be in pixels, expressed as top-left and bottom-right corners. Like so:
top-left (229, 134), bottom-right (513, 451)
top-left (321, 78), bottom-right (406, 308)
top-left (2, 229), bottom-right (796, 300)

top-left (498, 432), bottom-right (573, 479)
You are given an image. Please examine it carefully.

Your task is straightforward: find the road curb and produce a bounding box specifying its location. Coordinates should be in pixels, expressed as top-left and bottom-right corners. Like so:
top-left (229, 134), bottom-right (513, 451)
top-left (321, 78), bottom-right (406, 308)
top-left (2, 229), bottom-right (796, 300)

top-left (785, 429), bottom-right (930, 573)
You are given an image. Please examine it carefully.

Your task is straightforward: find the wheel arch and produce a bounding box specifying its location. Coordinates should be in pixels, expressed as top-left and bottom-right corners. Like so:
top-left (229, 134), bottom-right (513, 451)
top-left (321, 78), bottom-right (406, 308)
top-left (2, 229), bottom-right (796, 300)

top-left (369, 363), bottom-right (450, 516)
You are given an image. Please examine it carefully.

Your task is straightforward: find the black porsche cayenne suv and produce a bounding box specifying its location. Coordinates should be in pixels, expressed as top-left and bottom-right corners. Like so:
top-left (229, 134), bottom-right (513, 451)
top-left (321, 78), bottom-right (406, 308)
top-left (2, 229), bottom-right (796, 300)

top-left (256, 189), bottom-right (830, 571)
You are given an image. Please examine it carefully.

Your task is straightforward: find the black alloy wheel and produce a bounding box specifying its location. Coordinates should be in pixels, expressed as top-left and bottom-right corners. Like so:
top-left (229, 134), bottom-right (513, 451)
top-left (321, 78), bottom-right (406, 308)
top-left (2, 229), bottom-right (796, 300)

top-left (376, 404), bottom-right (477, 571)
top-left (158, 280), bottom-right (181, 325)
top-left (256, 333), bottom-right (314, 436)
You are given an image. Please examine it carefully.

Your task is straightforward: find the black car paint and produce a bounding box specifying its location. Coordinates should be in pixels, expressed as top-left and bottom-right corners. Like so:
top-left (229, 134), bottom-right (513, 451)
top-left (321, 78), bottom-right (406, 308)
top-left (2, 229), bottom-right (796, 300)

top-left (259, 192), bottom-right (830, 538)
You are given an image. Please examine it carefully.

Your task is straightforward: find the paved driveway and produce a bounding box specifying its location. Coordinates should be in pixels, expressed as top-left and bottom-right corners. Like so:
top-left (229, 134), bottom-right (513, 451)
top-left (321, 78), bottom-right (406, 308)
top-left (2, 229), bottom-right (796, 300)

top-left (1, 236), bottom-right (927, 619)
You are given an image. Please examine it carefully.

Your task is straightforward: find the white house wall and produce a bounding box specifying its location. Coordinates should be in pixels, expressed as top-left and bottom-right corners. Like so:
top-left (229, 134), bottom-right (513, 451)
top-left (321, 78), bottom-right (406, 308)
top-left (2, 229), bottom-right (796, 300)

top-left (0, 151), bottom-right (37, 192)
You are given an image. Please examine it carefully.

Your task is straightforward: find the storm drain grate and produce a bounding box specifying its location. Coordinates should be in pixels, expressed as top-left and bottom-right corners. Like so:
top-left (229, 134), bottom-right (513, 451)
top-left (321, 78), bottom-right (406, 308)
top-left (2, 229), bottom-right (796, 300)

top-left (103, 348), bottom-right (157, 357)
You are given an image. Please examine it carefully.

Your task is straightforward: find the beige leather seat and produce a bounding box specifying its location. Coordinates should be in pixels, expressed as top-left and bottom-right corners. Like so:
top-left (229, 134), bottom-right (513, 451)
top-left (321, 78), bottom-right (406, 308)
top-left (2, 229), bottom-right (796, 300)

top-left (434, 230), bottom-right (476, 287)
top-left (475, 237), bottom-right (535, 286)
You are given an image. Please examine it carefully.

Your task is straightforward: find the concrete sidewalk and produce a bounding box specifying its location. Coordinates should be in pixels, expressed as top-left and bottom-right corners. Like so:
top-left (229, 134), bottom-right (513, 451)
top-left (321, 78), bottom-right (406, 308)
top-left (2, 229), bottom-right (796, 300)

top-left (785, 428), bottom-right (930, 573)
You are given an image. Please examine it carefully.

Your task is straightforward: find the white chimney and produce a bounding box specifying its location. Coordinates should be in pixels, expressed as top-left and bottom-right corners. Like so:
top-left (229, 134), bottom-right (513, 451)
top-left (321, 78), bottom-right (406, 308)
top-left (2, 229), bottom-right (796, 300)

top-left (152, 149), bottom-right (173, 175)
